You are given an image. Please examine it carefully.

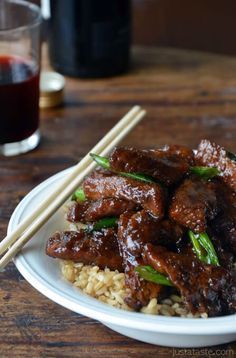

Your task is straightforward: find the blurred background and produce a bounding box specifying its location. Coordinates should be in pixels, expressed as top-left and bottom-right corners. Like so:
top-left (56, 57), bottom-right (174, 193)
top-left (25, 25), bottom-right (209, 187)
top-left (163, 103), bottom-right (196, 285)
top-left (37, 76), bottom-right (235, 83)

top-left (30, 0), bottom-right (236, 55)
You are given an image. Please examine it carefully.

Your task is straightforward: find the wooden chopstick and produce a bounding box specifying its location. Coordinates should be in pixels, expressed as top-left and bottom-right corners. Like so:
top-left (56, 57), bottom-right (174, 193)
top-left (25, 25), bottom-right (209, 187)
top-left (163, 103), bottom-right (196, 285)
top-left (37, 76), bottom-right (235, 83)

top-left (0, 106), bottom-right (146, 270)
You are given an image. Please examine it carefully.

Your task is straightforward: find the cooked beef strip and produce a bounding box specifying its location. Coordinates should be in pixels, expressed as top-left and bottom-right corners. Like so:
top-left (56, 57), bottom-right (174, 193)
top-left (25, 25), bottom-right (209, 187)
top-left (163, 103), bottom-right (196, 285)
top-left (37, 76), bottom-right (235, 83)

top-left (213, 214), bottom-right (236, 255)
top-left (210, 180), bottom-right (236, 255)
top-left (119, 210), bottom-right (185, 255)
top-left (169, 176), bottom-right (218, 233)
top-left (207, 229), bottom-right (235, 270)
top-left (46, 228), bottom-right (123, 272)
top-left (160, 144), bottom-right (194, 164)
top-left (83, 169), bottom-right (165, 219)
top-left (118, 212), bottom-right (162, 310)
top-left (195, 139), bottom-right (236, 191)
top-left (67, 198), bottom-right (138, 223)
top-left (66, 201), bottom-right (91, 223)
top-left (155, 219), bottom-right (185, 252)
top-left (143, 243), bottom-right (236, 316)
top-left (116, 210), bottom-right (184, 309)
top-left (109, 145), bottom-right (194, 186)
top-left (121, 210), bottom-right (160, 256)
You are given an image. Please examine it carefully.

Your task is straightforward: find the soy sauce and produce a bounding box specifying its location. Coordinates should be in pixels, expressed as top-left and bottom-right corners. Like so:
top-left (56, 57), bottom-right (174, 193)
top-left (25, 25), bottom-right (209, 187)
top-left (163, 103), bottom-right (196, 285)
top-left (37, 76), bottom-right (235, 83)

top-left (0, 56), bottom-right (39, 144)
top-left (48, 0), bottom-right (131, 78)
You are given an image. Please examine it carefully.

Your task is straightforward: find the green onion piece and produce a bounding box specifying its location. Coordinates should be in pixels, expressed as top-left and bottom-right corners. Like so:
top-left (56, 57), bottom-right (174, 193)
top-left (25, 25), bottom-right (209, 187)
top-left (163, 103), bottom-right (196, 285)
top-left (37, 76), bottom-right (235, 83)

top-left (87, 217), bottom-right (118, 232)
top-left (198, 232), bottom-right (220, 266)
top-left (90, 153), bottom-right (110, 170)
top-left (90, 153), bottom-right (157, 184)
top-left (188, 230), bottom-right (208, 264)
top-left (188, 230), bottom-right (220, 266)
top-left (135, 265), bottom-right (173, 287)
top-left (71, 188), bottom-right (86, 202)
top-left (190, 166), bottom-right (220, 180)
top-left (188, 230), bottom-right (206, 262)
top-left (119, 172), bottom-right (157, 184)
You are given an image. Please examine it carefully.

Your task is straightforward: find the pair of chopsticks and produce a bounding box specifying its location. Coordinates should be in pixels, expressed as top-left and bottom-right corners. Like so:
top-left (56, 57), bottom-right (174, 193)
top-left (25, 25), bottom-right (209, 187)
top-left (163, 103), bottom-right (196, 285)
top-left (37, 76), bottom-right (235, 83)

top-left (0, 106), bottom-right (146, 270)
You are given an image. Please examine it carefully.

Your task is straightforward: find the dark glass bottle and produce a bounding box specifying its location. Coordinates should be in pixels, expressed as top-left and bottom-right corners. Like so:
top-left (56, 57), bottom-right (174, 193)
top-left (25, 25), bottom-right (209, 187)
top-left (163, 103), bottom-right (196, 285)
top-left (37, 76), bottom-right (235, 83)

top-left (48, 0), bottom-right (131, 78)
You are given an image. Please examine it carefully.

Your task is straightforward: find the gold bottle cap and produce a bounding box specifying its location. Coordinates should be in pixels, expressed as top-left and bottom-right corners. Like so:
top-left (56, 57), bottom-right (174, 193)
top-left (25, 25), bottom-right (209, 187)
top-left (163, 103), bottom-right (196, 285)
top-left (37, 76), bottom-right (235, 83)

top-left (39, 71), bottom-right (65, 108)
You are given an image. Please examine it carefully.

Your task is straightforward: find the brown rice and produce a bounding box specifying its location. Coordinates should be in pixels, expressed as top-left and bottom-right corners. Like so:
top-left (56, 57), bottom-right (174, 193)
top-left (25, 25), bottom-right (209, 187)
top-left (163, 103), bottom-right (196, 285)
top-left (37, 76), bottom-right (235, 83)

top-left (60, 260), bottom-right (208, 318)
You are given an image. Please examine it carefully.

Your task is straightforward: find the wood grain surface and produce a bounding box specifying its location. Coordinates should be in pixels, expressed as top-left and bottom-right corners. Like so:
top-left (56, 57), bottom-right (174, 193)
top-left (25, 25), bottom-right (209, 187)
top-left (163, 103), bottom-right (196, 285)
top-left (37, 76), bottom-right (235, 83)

top-left (0, 47), bottom-right (235, 357)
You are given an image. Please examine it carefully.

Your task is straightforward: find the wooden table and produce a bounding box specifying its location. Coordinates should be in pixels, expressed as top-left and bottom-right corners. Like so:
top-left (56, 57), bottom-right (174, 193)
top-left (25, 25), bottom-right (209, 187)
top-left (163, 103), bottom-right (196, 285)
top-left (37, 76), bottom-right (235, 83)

top-left (0, 47), bottom-right (235, 357)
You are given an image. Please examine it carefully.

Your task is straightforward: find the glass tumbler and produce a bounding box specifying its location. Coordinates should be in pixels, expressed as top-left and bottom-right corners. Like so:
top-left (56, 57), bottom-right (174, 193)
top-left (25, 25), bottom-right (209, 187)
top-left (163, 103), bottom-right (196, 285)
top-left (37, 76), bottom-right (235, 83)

top-left (0, 0), bottom-right (41, 156)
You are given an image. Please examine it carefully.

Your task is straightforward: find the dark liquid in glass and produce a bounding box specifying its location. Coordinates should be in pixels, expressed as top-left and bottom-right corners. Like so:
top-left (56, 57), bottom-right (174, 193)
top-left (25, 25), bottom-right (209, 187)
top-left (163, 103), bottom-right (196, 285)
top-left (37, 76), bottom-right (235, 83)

top-left (0, 56), bottom-right (39, 144)
top-left (48, 0), bottom-right (131, 78)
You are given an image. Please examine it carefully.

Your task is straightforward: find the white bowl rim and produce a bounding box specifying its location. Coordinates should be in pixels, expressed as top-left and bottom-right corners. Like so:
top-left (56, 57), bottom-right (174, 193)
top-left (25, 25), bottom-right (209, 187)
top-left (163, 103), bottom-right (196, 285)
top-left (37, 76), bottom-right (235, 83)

top-left (8, 167), bottom-right (236, 335)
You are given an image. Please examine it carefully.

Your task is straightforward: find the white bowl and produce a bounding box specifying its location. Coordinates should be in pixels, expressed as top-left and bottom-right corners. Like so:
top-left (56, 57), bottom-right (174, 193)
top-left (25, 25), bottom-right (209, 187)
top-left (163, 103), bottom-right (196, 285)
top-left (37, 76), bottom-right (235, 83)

top-left (8, 168), bottom-right (236, 347)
